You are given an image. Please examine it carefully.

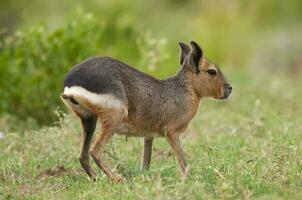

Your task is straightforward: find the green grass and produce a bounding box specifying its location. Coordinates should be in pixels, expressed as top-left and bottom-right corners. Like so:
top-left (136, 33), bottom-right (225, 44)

top-left (1, 69), bottom-right (302, 200)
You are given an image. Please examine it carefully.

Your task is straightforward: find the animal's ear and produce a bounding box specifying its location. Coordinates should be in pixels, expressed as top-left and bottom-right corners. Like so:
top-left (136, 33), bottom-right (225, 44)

top-left (187, 41), bottom-right (203, 74)
top-left (178, 42), bottom-right (191, 65)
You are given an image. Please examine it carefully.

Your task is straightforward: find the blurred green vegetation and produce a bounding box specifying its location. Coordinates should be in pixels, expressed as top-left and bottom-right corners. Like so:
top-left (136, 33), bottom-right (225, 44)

top-left (0, 0), bottom-right (302, 123)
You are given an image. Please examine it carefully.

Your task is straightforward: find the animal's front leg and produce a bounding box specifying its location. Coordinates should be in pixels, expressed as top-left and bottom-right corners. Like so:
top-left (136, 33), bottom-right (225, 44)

top-left (165, 132), bottom-right (189, 177)
top-left (140, 137), bottom-right (154, 171)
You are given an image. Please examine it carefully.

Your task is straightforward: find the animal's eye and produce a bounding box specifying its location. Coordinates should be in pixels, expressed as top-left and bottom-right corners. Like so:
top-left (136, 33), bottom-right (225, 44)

top-left (207, 69), bottom-right (217, 76)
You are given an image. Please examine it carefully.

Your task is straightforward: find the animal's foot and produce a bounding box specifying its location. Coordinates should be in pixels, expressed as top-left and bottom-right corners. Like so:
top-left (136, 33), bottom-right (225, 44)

top-left (181, 166), bottom-right (190, 182)
top-left (110, 174), bottom-right (124, 183)
top-left (89, 171), bottom-right (98, 181)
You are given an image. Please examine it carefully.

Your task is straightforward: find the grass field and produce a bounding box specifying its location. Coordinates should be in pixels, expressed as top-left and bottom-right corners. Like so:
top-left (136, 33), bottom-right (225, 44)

top-left (1, 69), bottom-right (302, 200)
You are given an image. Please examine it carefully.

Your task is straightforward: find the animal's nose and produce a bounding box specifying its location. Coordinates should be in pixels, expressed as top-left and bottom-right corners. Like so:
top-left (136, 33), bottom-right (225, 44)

top-left (225, 84), bottom-right (232, 91)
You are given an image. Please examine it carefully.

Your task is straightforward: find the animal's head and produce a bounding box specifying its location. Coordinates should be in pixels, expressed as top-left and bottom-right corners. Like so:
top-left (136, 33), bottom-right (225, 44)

top-left (179, 41), bottom-right (232, 100)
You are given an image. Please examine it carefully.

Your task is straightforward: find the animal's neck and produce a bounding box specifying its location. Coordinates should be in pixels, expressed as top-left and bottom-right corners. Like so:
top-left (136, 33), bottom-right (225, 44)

top-left (164, 68), bottom-right (202, 114)
top-left (167, 68), bottom-right (202, 98)
top-left (164, 68), bottom-right (187, 87)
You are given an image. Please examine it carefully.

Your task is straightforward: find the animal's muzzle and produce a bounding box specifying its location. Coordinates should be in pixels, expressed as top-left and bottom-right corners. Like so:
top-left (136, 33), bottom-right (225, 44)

top-left (223, 84), bottom-right (232, 99)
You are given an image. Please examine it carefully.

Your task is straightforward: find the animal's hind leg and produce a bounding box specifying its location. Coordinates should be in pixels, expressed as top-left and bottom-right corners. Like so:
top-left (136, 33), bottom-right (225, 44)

top-left (90, 111), bottom-right (125, 183)
top-left (79, 116), bottom-right (98, 180)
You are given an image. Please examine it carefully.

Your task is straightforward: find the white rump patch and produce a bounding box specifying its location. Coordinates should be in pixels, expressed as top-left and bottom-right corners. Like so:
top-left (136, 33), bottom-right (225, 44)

top-left (63, 86), bottom-right (124, 111)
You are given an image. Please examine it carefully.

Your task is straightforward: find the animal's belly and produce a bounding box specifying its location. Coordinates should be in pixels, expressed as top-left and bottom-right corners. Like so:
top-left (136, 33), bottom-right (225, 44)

top-left (113, 122), bottom-right (164, 137)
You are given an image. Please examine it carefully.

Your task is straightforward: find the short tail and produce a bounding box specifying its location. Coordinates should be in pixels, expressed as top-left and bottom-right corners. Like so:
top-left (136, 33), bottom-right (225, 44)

top-left (61, 94), bottom-right (79, 105)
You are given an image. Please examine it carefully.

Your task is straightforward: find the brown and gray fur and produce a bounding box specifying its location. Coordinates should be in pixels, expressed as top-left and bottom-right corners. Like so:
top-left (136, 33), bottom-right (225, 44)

top-left (61, 41), bottom-right (232, 182)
